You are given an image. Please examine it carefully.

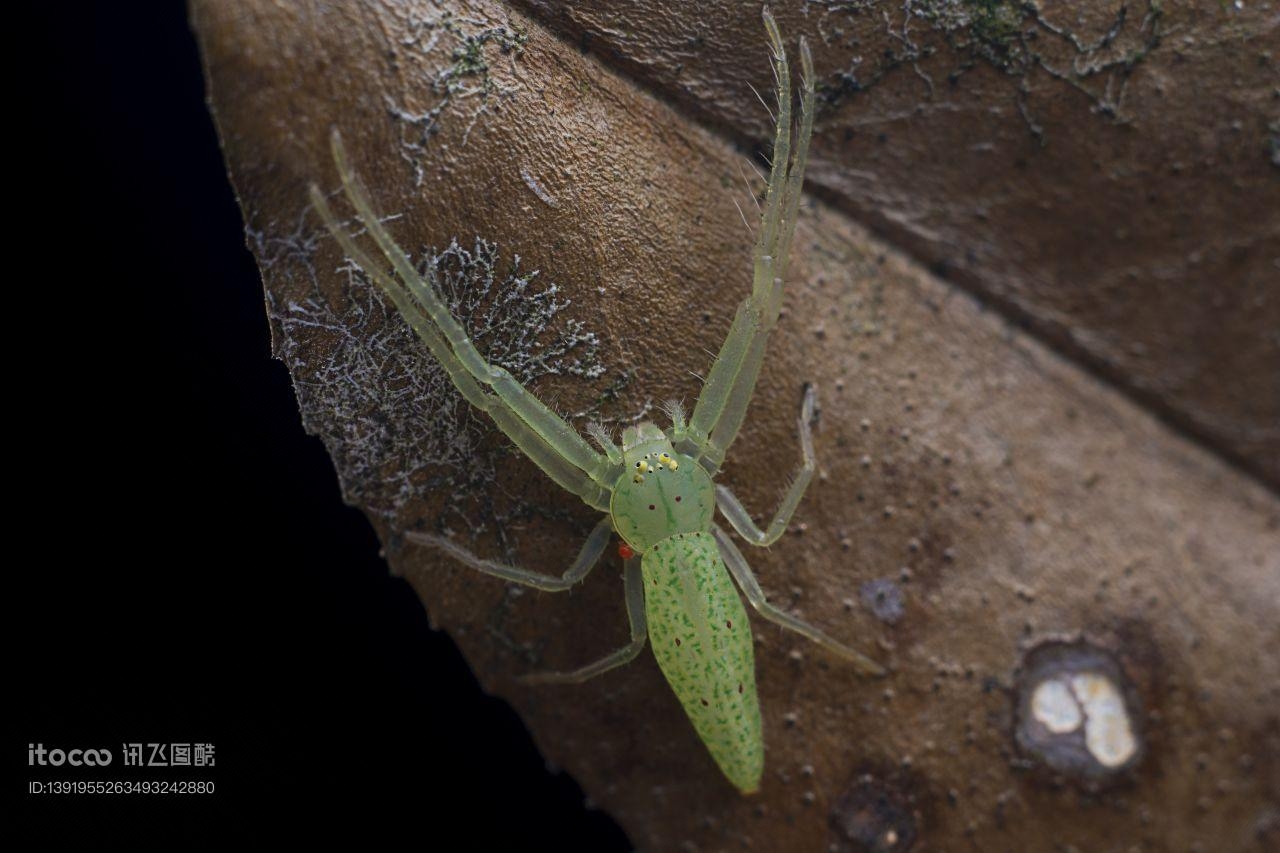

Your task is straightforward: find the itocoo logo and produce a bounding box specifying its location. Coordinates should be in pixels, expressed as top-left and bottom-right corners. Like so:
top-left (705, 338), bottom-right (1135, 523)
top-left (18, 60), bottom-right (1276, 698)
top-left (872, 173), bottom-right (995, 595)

top-left (28, 743), bottom-right (113, 766)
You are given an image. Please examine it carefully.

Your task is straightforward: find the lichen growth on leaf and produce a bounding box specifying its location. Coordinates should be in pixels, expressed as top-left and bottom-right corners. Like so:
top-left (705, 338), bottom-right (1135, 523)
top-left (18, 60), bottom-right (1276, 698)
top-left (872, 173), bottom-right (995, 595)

top-left (385, 10), bottom-right (529, 182)
top-left (809, 0), bottom-right (1165, 137)
top-left (263, 229), bottom-right (617, 554)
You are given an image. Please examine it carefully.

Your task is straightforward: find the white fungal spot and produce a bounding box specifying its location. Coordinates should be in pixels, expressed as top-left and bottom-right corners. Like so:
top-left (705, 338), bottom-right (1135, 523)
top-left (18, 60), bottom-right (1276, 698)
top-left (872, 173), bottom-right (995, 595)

top-left (1017, 641), bottom-right (1143, 778)
top-left (1028, 671), bottom-right (1138, 768)
top-left (1031, 678), bottom-right (1083, 734)
top-left (1071, 673), bottom-right (1138, 768)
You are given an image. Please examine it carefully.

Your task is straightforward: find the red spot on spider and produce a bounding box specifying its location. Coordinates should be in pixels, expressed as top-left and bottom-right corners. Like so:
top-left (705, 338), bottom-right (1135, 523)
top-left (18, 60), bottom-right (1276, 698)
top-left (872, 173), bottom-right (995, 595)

top-left (618, 543), bottom-right (635, 560)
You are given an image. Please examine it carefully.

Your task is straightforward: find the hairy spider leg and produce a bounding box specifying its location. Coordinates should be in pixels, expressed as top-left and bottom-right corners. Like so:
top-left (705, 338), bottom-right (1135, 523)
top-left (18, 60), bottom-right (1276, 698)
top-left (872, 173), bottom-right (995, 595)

top-left (715, 384), bottom-right (816, 547)
top-left (309, 184), bottom-right (612, 511)
top-left (403, 515), bottom-right (614, 593)
top-left (714, 525), bottom-right (884, 676)
top-left (685, 8), bottom-right (814, 475)
top-left (320, 130), bottom-right (620, 492)
top-left (701, 35), bottom-right (815, 474)
top-left (519, 557), bottom-right (648, 684)
top-left (661, 398), bottom-right (689, 448)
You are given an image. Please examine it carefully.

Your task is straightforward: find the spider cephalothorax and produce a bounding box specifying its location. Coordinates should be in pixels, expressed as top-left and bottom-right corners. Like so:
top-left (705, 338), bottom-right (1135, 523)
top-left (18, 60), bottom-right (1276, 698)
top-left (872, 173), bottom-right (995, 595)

top-left (611, 433), bottom-right (713, 551)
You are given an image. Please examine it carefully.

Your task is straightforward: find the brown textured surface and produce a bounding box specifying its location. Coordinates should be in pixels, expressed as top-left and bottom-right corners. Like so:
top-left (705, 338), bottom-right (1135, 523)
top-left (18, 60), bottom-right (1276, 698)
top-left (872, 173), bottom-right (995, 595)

top-left (192, 1), bottom-right (1280, 850)
top-left (513, 0), bottom-right (1280, 487)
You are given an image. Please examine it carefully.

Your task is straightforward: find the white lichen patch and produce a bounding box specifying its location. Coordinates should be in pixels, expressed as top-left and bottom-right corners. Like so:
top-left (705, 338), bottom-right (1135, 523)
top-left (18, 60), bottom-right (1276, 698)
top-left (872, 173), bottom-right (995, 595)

top-left (1031, 678), bottom-right (1083, 734)
top-left (807, 0), bottom-right (1166, 135)
top-left (385, 10), bottom-right (529, 184)
top-left (1071, 673), bottom-right (1138, 768)
top-left (1017, 641), bottom-right (1143, 778)
top-left (1028, 670), bottom-right (1138, 769)
top-left (261, 227), bottom-right (620, 552)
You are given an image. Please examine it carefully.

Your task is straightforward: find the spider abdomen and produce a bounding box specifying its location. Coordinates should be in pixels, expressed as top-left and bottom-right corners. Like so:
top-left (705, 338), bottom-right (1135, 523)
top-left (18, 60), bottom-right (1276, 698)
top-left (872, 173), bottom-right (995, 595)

top-left (642, 531), bottom-right (762, 794)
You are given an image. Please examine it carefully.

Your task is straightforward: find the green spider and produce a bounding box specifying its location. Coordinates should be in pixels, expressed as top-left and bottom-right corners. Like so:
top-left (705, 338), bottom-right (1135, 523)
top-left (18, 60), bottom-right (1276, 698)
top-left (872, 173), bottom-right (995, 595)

top-left (309, 8), bottom-right (883, 795)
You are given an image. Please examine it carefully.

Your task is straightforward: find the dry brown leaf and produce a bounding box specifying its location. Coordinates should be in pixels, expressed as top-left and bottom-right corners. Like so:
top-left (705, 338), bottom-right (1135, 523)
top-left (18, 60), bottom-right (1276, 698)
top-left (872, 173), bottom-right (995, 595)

top-left (193, 2), bottom-right (1279, 849)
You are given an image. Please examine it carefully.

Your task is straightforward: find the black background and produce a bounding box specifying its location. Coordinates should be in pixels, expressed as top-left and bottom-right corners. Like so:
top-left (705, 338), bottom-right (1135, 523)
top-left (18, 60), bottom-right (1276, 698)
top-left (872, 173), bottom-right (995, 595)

top-left (18, 4), bottom-right (629, 846)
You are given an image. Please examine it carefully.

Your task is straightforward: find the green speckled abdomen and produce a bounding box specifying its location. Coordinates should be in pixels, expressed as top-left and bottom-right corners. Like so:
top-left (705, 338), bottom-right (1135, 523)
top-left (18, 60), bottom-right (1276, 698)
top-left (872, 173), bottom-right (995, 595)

top-left (642, 531), bottom-right (762, 793)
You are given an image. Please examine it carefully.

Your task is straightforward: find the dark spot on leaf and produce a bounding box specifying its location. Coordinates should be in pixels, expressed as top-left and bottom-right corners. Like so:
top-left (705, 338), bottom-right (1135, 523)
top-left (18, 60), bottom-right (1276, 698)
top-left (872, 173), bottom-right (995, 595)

top-left (830, 776), bottom-right (917, 852)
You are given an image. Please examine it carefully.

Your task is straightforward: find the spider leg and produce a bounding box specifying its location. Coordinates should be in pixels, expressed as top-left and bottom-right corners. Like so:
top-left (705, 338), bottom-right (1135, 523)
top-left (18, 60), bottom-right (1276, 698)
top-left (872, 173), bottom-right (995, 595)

top-left (519, 557), bottom-right (648, 684)
top-left (406, 515), bottom-right (613, 593)
top-left (685, 8), bottom-right (793, 457)
top-left (687, 13), bottom-right (816, 473)
top-left (310, 184), bottom-right (612, 511)
top-left (715, 384), bottom-right (816, 547)
top-left (714, 525), bottom-right (884, 676)
top-left (315, 130), bottom-right (618, 492)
